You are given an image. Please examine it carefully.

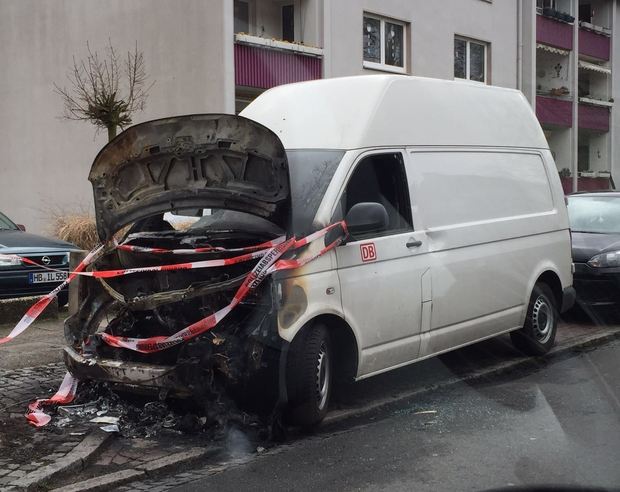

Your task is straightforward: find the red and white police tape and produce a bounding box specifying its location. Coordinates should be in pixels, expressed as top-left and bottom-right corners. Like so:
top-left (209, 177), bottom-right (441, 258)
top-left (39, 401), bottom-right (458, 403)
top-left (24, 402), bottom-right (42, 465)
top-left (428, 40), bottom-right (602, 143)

top-left (26, 372), bottom-right (79, 427)
top-left (0, 221), bottom-right (347, 426)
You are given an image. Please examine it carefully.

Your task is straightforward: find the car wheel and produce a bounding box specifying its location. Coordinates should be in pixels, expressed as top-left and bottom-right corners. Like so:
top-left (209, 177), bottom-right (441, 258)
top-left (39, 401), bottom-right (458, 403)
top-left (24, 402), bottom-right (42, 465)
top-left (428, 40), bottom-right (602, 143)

top-left (286, 324), bottom-right (332, 428)
top-left (511, 282), bottom-right (557, 356)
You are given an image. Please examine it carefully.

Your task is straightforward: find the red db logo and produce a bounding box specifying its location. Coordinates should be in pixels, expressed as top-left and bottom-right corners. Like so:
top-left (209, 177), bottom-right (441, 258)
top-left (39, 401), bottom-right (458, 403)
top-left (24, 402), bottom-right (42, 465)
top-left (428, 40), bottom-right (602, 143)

top-left (360, 243), bottom-right (377, 262)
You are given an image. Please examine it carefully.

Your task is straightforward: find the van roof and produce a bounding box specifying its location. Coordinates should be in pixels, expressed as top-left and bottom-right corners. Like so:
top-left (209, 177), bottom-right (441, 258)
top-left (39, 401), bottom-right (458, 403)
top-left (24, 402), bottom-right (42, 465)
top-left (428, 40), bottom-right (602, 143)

top-left (240, 75), bottom-right (549, 151)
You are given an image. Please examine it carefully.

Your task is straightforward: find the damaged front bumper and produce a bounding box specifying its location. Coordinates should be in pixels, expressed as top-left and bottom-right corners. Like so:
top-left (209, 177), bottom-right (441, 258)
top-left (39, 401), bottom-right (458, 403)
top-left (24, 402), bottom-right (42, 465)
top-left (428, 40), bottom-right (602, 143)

top-left (63, 113), bottom-right (295, 412)
top-left (63, 346), bottom-right (193, 397)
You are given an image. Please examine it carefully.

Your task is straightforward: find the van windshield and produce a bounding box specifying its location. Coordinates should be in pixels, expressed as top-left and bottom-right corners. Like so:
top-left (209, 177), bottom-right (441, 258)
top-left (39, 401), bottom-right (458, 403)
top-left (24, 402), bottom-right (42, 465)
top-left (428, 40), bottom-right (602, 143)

top-left (287, 149), bottom-right (344, 235)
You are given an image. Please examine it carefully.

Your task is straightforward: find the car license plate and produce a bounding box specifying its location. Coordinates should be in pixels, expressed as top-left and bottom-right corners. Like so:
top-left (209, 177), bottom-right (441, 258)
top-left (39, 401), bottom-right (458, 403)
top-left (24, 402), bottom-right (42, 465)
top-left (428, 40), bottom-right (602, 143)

top-left (29, 271), bottom-right (68, 284)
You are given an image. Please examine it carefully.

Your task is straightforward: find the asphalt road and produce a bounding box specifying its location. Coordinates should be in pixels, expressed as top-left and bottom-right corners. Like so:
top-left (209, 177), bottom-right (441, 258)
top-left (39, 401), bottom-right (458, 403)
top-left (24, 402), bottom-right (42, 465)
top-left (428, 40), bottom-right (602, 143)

top-left (172, 339), bottom-right (620, 492)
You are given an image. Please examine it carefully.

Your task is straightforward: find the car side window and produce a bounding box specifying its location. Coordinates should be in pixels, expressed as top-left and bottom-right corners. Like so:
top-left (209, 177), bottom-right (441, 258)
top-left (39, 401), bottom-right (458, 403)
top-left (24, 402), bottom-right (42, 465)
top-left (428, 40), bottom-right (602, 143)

top-left (340, 152), bottom-right (413, 239)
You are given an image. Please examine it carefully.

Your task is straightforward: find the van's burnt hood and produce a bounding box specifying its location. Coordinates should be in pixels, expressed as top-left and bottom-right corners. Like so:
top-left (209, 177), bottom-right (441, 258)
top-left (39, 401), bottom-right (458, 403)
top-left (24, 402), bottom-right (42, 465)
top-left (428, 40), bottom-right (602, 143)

top-left (89, 114), bottom-right (291, 240)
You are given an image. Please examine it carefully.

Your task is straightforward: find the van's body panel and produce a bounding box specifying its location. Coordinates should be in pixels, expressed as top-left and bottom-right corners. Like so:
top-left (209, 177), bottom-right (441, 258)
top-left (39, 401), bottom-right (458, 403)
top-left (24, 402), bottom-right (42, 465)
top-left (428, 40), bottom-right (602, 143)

top-left (67, 75), bottom-right (573, 408)
top-left (244, 75), bottom-right (573, 382)
top-left (240, 75), bottom-right (548, 151)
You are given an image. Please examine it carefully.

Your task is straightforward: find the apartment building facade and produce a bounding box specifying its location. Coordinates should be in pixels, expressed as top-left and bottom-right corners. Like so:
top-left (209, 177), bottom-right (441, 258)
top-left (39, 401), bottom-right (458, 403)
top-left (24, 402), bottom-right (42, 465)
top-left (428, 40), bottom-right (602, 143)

top-left (525, 0), bottom-right (618, 193)
top-left (0, 0), bottom-right (617, 233)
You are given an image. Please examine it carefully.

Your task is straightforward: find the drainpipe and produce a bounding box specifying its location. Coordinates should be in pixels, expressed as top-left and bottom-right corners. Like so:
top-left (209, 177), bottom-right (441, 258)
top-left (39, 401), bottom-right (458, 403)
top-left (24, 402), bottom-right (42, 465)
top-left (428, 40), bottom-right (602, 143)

top-left (610, 0), bottom-right (616, 189)
top-left (517, 0), bottom-right (523, 91)
top-left (322, 0), bottom-right (331, 78)
top-left (572, 0), bottom-right (579, 193)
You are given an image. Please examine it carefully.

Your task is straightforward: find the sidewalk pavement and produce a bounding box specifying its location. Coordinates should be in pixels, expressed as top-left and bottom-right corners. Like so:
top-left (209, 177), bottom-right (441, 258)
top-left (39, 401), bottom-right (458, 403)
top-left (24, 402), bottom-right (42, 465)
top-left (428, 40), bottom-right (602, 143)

top-left (0, 308), bottom-right (67, 370)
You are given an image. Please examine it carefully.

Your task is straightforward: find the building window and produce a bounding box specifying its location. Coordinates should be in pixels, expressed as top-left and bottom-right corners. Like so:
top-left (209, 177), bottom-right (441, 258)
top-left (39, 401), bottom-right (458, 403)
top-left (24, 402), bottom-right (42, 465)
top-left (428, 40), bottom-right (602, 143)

top-left (234, 0), bottom-right (251, 34)
top-left (282, 4), bottom-right (295, 42)
top-left (537, 0), bottom-right (573, 16)
top-left (454, 37), bottom-right (488, 83)
top-left (537, 0), bottom-right (556, 10)
top-left (363, 14), bottom-right (406, 74)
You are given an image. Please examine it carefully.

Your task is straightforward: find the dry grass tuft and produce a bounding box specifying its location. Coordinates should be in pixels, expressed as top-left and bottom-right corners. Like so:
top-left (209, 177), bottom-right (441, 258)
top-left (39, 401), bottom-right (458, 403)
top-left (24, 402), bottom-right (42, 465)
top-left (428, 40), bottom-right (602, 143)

top-left (51, 213), bottom-right (99, 250)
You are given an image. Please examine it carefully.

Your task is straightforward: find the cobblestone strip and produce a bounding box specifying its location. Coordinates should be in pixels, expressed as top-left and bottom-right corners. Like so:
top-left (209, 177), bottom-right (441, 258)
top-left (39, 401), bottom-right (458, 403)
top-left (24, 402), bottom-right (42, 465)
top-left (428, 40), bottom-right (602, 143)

top-left (8, 431), bottom-right (112, 491)
top-left (50, 448), bottom-right (215, 492)
top-left (0, 362), bottom-right (66, 412)
top-left (0, 361), bottom-right (82, 490)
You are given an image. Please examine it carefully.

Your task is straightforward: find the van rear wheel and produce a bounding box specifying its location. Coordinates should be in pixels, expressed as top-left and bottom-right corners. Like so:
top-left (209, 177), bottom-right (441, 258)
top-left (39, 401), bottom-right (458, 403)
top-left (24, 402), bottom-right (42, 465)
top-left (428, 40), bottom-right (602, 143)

top-left (286, 324), bottom-right (332, 428)
top-left (511, 283), bottom-right (557, 356)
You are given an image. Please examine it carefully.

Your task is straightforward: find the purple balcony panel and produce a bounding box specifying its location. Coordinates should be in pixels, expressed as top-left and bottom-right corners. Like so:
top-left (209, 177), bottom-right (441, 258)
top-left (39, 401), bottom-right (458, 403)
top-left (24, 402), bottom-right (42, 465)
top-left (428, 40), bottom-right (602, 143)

top-left (536, 96), bottom-right (573, 128)
top-left (579, 103), bottom-right (610, 132)
top-left (579, 28), bottom-right (610, 61)
top-left (536, 15), bottom-right (573, 51)
top-left (561, 177), bottom-right (612, 194)
top-left (234, 43), bottom-right (322, 90)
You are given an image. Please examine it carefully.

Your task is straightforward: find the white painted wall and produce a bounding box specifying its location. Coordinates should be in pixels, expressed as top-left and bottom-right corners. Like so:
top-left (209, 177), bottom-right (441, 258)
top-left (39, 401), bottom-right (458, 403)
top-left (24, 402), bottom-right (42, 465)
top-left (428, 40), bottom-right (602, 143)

top-left (537, 51), bottom-right (571, 93)
top-left (0, 0), bottom-right (234, 234)
top-left (589, 132), bottom-right (610, 171)
top-left (547, 127), bottom-right (573, 171)
top-left (323, 0), bottom-right (518, 88)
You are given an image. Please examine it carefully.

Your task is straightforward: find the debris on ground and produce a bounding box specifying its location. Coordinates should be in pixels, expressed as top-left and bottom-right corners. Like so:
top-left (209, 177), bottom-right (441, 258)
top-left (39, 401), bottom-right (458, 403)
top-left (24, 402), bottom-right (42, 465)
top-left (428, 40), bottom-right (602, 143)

top-left (46, 381), bottom-right (267, 442)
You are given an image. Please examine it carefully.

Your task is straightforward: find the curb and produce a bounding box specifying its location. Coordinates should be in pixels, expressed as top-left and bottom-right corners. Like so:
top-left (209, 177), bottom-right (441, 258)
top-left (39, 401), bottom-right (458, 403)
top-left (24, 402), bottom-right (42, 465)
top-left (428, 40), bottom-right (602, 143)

top-left (0, 296), bottom-right (58, 325)
top-left (10, 431), bottom-right (112, 491)
top-left (323, 327), bottom-right (620, 426)
top-left (48, 448), bottom-right (216, 492)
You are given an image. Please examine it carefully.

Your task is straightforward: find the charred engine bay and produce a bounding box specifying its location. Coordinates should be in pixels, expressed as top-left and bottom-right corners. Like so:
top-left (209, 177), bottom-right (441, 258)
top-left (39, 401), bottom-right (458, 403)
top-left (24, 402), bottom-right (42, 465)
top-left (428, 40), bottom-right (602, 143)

top-left (65, 224), bottom-right (285, 427)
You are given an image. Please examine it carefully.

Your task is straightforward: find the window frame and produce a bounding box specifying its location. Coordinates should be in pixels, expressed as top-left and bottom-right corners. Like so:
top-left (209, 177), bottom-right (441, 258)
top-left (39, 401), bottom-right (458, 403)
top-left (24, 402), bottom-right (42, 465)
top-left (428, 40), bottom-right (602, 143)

top-left (281, 4), bottom-right (295, 42)
top-left (454, 36), bottom-right (489, 84)
top-left (233, 0), bottom-right (256, 35)
top-left (362, 13), bottom-right (408, 75)
top-left (332, 150), bottom-right (414, 241)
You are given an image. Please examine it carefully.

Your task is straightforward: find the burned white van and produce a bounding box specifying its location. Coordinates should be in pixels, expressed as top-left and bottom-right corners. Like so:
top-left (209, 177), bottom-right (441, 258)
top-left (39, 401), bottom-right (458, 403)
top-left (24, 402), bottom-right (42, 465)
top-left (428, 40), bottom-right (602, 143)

top-left (64, 75), bottom-right (575, 427)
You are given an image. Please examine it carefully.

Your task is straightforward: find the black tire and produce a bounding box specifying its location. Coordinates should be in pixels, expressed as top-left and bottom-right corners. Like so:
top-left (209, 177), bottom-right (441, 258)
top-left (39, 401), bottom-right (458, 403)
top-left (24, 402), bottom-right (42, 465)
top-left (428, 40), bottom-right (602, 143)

top-left (285, 324), bottom-right (332, 428)
top-left (511, 283), bottom-right (558, 356)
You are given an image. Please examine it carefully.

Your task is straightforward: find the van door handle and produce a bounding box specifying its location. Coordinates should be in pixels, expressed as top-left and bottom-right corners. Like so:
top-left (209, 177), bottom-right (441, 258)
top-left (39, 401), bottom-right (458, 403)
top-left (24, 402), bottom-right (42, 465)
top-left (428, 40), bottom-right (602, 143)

top-left (406, 239), bottom-right (422, 248)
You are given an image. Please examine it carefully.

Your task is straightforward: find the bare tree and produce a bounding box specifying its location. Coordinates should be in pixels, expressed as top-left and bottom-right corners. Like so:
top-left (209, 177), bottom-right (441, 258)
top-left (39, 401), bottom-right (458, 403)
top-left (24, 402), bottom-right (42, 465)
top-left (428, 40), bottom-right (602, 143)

top-left (55, 41), bottom-right (153, 141)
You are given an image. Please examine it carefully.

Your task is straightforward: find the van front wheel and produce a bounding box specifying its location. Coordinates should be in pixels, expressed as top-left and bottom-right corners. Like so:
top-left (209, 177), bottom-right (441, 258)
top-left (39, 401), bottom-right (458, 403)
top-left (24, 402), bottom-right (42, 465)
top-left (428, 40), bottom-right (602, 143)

top-left (286, 324), bottom-right (332, 428)
top-left (511, 283), bottom-right (558, 356)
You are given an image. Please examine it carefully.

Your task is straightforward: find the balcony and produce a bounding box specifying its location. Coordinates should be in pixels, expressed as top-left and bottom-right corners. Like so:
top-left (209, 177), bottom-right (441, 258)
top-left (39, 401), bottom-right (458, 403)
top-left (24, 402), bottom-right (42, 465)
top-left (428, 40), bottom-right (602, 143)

top-left (560, 176), bottom-right (612, 194)
top-left (578, 103), bottom-right (610, 132)
top-left (537, 14), bottom-right (573, 51)
top-left (579, 27), bottom-right (611, 61)
top-left (536, 96), bottom-right (573, 128)
top-left (234, 34), bottom-right (323, 90)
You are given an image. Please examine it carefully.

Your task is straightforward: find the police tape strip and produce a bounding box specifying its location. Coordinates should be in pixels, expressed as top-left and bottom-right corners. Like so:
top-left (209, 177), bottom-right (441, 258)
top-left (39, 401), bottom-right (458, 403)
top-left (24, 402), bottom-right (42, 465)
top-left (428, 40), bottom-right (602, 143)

top-left (26, 372), bottom-right (79, 427)
top-left (100, 221), bottom-right (347, 353)
top-left (0, 221), bottom-right (347, 425)
top-left (0, 246), bottom-right (270, 279)
top-left (116, 235), bottom-right (287, 255)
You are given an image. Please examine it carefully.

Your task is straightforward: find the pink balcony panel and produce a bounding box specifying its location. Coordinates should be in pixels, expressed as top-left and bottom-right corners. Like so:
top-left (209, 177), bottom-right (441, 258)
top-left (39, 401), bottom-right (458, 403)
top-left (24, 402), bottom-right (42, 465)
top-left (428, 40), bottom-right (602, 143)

top-left (579, 28), bottom-right (610, 61)
top-left (561, 177), bottom-right (612, 194)
top-left (234, 43), bottom-right (322, 90)
top-left (536, 15), bottom-right (573, 50)
top-left (536, 96), bottom-right (573, 128)
top-left (578, 103), bottom-right (610, 132)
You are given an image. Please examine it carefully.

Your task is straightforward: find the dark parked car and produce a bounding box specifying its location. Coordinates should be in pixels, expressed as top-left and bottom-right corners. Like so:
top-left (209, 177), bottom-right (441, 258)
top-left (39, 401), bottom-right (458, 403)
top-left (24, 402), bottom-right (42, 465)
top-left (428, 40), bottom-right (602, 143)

top-left (0, 211), bottom-right (76, 306)
top-left (567, 192), bottom-right (620, 310)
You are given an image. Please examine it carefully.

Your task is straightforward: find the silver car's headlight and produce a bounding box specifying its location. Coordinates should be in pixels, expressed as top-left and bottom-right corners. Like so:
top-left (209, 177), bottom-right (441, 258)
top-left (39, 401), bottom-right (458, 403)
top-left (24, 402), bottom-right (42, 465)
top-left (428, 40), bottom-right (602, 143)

top-left (588, 250), bottom-right (620, 268)
top-left (0, 255), bottom-right (22, 268)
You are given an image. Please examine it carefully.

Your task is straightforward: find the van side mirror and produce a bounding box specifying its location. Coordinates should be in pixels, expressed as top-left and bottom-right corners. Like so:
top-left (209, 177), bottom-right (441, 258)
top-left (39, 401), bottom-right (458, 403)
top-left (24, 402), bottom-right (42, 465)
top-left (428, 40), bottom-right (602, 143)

top-left (16, 224), bottom-right (26, 232)
top-left (345, 202), bottom-right (389, 237)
